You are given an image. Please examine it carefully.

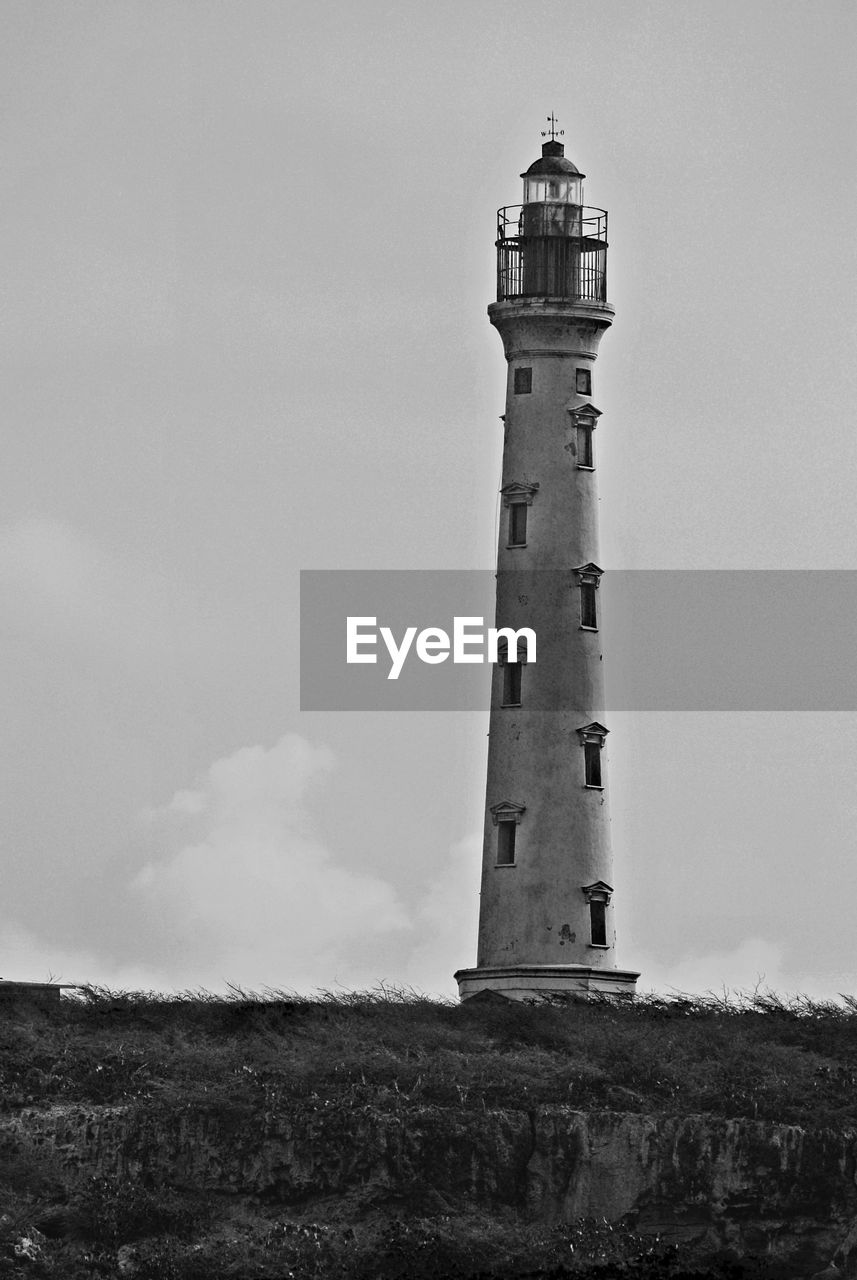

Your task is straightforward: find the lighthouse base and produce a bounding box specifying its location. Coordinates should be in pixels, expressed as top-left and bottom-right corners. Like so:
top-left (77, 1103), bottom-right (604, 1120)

top-left (454, 964), bottom-right (639, 1003)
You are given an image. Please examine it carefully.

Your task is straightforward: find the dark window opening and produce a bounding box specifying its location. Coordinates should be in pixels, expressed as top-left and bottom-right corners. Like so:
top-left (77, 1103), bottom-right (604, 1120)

top-left (580, 582), bottom-right (597, 629)
top-left (589, 899), bottom-right (607, 946)
top-left (497, 822), bottom-right (516, 865)
top-left (584, 741), bottom-right (602, 788)
top-left (577, 425), bottom-right (594, 468)
top-left (503, 661), bottom-right (522, 705)
top-left (514, 367), bottom-right (532, 395)
top-left (509, 503), bottom-right (527, 546)
top-left (576, 368), bottom-right (592, 395)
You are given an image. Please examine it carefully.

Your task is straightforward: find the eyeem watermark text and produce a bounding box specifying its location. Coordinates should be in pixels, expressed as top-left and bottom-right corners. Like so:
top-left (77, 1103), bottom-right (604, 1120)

top-left (347, 616), bottom-right (537, 680)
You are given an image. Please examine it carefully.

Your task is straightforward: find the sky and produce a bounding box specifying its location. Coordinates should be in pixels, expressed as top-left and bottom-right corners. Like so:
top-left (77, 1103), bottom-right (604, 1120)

top-left (2, 0), bottom-right (856, 1000)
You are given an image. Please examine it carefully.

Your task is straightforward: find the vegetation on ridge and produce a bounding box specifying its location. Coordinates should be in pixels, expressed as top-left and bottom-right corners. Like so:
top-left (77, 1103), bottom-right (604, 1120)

top-left (0, 984), bottom-right (854, 1277)
top-left (2, 983), bottom-right (857, 1127)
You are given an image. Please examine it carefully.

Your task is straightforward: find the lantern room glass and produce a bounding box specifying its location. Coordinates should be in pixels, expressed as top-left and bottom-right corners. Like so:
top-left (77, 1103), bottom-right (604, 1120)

top-left (523, 175), bottom-right (583, 205)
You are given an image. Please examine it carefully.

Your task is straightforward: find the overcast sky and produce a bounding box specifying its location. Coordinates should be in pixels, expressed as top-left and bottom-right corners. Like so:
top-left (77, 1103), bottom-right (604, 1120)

top-left (2, 0), bottom-right (856, 1000)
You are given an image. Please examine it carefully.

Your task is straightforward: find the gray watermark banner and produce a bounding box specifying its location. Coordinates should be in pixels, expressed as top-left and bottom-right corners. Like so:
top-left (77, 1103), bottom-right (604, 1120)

top-left (300, 570), bottom-right (857, 711)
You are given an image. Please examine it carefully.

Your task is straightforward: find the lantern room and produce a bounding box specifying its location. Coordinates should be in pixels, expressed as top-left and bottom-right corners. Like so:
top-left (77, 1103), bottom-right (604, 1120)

top-left (495, 137), bottom-right (608, 304)
top-left (521, 140), bottom-right (584, 239)
top-left (522, 140), bottom-right (584, 206)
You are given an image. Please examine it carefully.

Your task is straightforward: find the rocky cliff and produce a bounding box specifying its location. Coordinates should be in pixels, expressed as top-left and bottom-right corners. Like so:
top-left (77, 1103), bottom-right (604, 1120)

top-left (4, 989), bottom-right (857, 1276)
top-left (4, 1098), bottom-right (857, 1276)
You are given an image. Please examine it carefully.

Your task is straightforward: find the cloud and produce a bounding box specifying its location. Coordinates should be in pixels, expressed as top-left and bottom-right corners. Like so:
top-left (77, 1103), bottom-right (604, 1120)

top-left (632, 938), bottom-right (787, 999)
top-left (399, 831), bottom-right (482, 999)
top-left (0, 919), bottom-right (165, 993)
top-left (630, 937), bottom-right (855, 1004)
top-left (132, 733), bottom-right (410, 993)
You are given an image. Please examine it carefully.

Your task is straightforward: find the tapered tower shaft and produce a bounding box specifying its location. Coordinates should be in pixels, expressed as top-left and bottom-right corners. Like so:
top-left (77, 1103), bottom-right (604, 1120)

top-left (456, 137), bottom-right (638, 1001)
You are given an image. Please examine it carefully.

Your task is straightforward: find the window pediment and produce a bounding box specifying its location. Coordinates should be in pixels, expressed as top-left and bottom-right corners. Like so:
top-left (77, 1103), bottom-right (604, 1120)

top-left (577, 722), bottom-right (609, 744)
top-left (489, 800), bottom-right (526, 825)
top-left (574, 563), bottom-right (604, 587)
top-left (581, 880), bottom-right (613, 903)
top-left (500, 481), bottom-right (539, 507)
top-left (495, 638), bottom-right (529, 665)
top-left (567, 402), bottom-right (602, 427)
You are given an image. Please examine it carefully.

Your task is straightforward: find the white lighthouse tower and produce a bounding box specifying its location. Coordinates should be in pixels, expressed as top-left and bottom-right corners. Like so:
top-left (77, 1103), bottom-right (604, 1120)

top-left (456, 123), bottom-right (639, 1001)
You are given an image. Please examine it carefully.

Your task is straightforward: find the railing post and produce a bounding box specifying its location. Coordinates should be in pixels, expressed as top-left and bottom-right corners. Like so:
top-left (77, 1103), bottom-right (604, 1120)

top-left (494, 205), bottom-right (608, 304)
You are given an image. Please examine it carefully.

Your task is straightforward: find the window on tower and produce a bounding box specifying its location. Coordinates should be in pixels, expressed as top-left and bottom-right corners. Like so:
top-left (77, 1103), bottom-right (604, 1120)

top-left (496, 821), bottom-right (516, 866)
top-left (575, 564), bottom-right (603, 632)
top-left (490, 801), bottom-right (525, 864)
top-left (582, 881), bottom-right (612, 947)
top-left (575, 368), bottom-right (592, 395)
top-left (584, 741), bottom-right (602, 788)
top-left (578, 723), bottom-right (608, 789)
top-left (497, 639), bottom-right (526, 706)
top-left (502, 661), bottom-right (522, 706)
top-left (568, 405), bottom-right (601, 469)
top-left (508, 503), bottom-right (528, 547)
top-left (589, 899), bottom-right (607, 946)
top-left (580, 581), bottom-right (598, 630)
top-left (514, 367), bottom-right (532, 395)
top-left (577, 424), bottom-right (594, 468)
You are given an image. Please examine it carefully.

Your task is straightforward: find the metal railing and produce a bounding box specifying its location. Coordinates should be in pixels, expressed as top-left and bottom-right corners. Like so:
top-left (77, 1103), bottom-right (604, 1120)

top-left (495, 204), bottom-right (608, 304)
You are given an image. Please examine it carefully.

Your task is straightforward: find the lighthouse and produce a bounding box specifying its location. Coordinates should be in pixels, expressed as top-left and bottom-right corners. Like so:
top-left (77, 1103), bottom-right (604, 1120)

top-left (455, 123), bottom-right (639, 1001)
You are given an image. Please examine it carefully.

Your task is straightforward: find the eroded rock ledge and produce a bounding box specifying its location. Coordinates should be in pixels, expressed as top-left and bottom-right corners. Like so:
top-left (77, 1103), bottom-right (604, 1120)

top-left (5, 1103), bottom-right (857, 1272)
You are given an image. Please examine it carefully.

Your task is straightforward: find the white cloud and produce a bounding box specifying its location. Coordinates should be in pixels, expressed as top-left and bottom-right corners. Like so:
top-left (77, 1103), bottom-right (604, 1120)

top-left (400, 831), bottom-right (482, 999)
top-left (630, 937), bottom-right (853, 1004)
top-left (132, 734), bottom-right (410, 993)
top-left (0, 919), bottom-right (165, 993)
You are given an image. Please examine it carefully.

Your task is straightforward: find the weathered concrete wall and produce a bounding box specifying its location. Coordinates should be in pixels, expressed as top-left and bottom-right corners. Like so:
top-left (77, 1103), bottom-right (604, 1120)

top-left (475, 298), bottom-right (625, 979)
top-left (5, 1103), bottom-right (857, 1272)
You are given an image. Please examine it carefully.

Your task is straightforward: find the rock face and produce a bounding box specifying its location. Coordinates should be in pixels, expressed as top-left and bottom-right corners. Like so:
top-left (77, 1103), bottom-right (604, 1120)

top-left (5, 1103), bottom-right (857, 1273)
top-left (526, 1112), bottom-right (857, 1267)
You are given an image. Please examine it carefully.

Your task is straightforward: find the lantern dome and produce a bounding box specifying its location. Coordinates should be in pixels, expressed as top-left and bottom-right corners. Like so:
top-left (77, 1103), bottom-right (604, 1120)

top-left (521, 140), bottom-right (583, 179)
top-left (521, 141), bottom-right (584, 206)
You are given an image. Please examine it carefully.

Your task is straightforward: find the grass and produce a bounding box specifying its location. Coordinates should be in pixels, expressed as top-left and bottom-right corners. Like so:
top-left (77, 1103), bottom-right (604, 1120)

top-left (2, 983), bottom-right (857, 1128)
top-left (0, 984), bottom-right (855, 1277)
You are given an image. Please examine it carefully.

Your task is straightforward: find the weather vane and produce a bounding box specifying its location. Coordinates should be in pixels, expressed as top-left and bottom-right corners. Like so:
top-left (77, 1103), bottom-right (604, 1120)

top-left (541, 113), bottom-right (564, 142)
